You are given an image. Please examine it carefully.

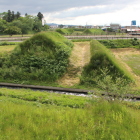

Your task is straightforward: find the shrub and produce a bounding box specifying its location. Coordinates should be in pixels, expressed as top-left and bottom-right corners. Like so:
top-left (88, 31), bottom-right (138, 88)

top-left (99, 39), bottom-right (140, 48)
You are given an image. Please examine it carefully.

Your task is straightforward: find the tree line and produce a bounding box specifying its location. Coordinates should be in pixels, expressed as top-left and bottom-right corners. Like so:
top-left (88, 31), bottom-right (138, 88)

top-left (0, 10), bottom-right (49, 35)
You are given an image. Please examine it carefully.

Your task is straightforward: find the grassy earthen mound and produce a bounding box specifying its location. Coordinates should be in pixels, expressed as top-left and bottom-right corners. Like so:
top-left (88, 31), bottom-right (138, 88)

top-left (0, 32), bottom-right (73, 83)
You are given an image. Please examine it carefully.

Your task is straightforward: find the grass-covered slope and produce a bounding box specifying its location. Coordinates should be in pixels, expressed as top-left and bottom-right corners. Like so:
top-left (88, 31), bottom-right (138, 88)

top-left (56, 28), bottom-right (74, 35)
top-left (83, 28), bottom-right (105, 35)
top-left (56, 28), bottom-right (105, 35)
top-left (0, 32), bottom-right (73, 83)
top-left (81, 40), bottom-right (134, 86)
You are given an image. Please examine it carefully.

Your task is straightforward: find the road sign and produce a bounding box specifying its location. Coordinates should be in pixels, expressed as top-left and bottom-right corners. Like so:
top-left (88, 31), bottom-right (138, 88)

top-left (131, 20), bottom-right (136, 25)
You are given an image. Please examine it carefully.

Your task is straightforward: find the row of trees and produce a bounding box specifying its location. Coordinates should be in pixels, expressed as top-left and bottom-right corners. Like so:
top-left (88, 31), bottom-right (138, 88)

top-left (0, 10), bottom-right (49, 35)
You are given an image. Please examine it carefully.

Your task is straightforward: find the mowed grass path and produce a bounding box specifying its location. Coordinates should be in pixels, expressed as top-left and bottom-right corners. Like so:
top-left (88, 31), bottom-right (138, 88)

top-left (58, 42), bottom-right (90, 86)
top-left (111, 48), bottom-right (140, 88)
top-left (123, 54), bottom-right (140, 76)
top-left (0, 45), bottom-right (16, 54)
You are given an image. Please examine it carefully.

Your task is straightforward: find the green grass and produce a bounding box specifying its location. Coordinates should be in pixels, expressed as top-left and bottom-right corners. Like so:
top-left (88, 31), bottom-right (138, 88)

top-left (0, 32), bottom-right (73, 83)
top-left (0, 88), bottom-right (88, 108)
top-left (122, 54), bottom-right (140, 76)
top-left (81, 40), bottom-right (134, 87)
top-left (0, 34), bottom-right (33, 37)
top-left (0, 41), bottom-right (19, 46)
top-left (56, 28), bottom-right (74, 35)
top-left (99, 39), bottom-right (140, 49)
top-left (83, 28), bottom-right (105, 35)
top-left (0, 45), bottom-right (16, 55)
top-left (0, 88), bottom-right (140, 140)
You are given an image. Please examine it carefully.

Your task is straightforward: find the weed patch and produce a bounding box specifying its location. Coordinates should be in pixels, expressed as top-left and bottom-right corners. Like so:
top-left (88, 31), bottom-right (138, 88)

top-left (0, 94), bottom-right (140, 140)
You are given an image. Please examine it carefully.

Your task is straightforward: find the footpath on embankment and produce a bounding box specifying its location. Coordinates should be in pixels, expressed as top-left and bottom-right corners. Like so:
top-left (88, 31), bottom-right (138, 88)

top-left (57, 42), bottom-right (90, 86)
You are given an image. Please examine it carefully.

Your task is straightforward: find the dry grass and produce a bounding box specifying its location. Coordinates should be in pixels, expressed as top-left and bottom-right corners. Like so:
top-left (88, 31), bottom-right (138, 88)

top-left (0, 45), bottom-right (16, 54)
top-left (111, 48), bottom-right (140, 88)
top-left (58, 42), bottom-right (90, 86)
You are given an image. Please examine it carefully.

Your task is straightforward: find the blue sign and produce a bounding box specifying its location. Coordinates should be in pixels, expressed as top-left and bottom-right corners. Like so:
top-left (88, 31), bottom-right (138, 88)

top-left (131, 20), bottom-right (136, 25)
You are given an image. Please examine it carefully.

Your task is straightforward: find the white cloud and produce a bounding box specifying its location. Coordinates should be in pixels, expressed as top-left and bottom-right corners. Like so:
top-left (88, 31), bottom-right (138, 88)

top-left (44, 1), bottom-right (140, 26)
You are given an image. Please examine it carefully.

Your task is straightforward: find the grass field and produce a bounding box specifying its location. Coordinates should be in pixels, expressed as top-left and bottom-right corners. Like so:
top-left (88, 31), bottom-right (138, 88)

top-left (111, 48), bottom-right (140, 88)
top-left (0, 45), bottom-right (16, 54)
top-left (122, 54), bottom-right (140, 76)
top-left (0, 88), bottom-right (140, 140)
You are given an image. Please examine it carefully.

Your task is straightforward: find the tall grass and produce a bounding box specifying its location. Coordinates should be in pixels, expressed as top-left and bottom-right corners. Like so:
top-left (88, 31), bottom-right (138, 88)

top-left (0, 93), bottom-right (140, 140)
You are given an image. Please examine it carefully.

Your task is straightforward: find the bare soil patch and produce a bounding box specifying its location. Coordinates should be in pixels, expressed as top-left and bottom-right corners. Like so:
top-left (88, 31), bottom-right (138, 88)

top-left (58, 42), bottom-right (90, 86)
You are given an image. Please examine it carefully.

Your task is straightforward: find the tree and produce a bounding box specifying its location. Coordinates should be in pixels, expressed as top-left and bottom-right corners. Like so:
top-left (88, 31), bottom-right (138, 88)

top-left (33, 17), bottom-right (42, 32)
top-left (15, 11), bottom-right (21, 19)
top-left (1, 12), bottom-right (8, 21)
top-left (19, 16), bottom-right (34, 34)
top-left (58, 24), bottom-right (64, 28)
top-left (0, 19), bottom-right (7, 33)
top-left (107, 28), bottom-right (114, 32)
top-left (42, 24), bottom-right (49, 31)
top-left (9, 19), bottom-right (22, 29)
top-left (11, 11), bottom-right (15, 21)
top-left (37, 12), bottom-right (43, 21)
top-left (25, 13), bottom-right (28, 16)
top-left (7, 10), bottom-right (12, 22)
top-left (4, 26), bottom-right (21, 36)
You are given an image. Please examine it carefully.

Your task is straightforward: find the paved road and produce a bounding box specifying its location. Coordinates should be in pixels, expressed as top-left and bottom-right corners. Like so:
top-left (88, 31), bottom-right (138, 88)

top-left (0, 35), bottom-right (140, 42)
top-left (0, 36), bottom-right (29, 42)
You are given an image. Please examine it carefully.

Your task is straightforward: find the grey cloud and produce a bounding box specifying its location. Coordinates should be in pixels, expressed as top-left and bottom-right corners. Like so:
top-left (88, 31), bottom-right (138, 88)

top-left (0, 0), bottom-right (134, 15)
top-left (51, 4), bottom-right (124, 19)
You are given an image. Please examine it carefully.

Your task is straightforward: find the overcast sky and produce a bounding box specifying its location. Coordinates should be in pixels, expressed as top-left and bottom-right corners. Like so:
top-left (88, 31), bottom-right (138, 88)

top-left (0, 0), bottom-right (140, 26)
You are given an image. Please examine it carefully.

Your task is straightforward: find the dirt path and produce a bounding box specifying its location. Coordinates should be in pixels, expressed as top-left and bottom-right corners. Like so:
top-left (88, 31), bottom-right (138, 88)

top-left (57, 42), bottom-right (90, 86)
top-left (111, 48), bottom-right (140, 86)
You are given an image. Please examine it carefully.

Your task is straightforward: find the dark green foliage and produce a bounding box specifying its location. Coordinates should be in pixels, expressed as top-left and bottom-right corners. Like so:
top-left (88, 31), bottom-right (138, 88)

top-left (4, 10), bottom-right (21, 22)
top-left (7, 10), bottom-right (12, 22)
top-left (81, 40), bottom-right (134, 86)
top-left (4, 26), bottom-right (21, 36)
top-left (37, 12), bottom-right (43, 21)
top-left (0, 32), bottom-right (73, 82)
top-left (99, 39), bottom-right (140, 48)
top-left (73, 28), bottom-right (85, 31)
top-left (1, 11), bottom-right (48, 35)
